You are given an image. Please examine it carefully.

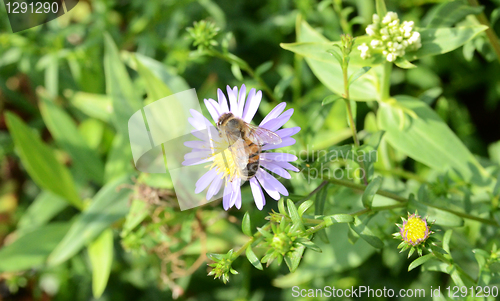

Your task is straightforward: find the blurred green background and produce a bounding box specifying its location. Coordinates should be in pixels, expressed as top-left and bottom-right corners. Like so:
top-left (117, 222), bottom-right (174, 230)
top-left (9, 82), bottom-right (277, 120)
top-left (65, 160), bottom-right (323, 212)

top-left (1, 0), bottom-right (500, 300)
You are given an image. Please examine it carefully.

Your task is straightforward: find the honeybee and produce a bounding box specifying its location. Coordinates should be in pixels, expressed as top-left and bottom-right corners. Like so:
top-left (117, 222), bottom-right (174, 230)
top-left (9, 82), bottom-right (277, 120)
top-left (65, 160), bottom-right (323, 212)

top-left (216, 112), bottom-right (282, 180)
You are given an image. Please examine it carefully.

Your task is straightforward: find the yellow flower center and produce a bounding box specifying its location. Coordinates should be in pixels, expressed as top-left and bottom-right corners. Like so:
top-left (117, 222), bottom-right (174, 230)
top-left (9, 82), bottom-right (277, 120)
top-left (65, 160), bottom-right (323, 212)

top-left (403, 216), bottom-right (428, 245)
top-left (207, 139), bottom-right (240, 182)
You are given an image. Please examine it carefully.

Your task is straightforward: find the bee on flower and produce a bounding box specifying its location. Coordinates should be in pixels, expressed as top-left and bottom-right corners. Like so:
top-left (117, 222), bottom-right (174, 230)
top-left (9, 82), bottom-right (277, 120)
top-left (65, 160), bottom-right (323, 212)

top-left (182, 85), bottom-right (300, 210)
top-left (358, 11), bottom-right (422, 62)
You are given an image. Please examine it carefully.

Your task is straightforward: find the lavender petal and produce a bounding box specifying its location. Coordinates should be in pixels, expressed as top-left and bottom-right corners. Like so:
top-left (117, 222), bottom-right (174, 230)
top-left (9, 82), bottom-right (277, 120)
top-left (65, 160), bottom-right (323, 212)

top-left (260, 102), bottom-right (286, 125)
top-left (195, 168), bottom-right (218, 194)
top-left (250, 177), bottom-right (265, 210)
top-left (255, 168), bottom-right (280, 200)
top-left (217, 88), bottom-right (230, 113)
top-left (242, 90), bottom-right (261, 122)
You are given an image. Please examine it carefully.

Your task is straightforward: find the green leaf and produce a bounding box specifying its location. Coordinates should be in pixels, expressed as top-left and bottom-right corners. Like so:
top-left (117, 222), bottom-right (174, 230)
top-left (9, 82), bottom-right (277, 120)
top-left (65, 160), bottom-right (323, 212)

top-left (408, 254), bottom-right (435, 271)
top-left (79, 119), bottom-right (105, 150)
top-left (284, 244), bottom-right (306, 273)
top-left (245, 247), bottom-right (263, 270)
top-left (349, 216), bottom-right (384, 249)
top-left (17, 191), bottom-right (68, 234)
top-left (375, 0), bottom-right (387, 17)
top-left (394, 58), bottom-right (417, 69)
top-left (326, 48), bottom-right (343, 66)
top-left (254, 61), bottom-right (273, 77)
top-left (322, 94), bottom-right (343, 106)
top-left (48, 175), bottom-right (133, 266)
top-left (314, 183), bottom-right (328, 216)
top-left (278, 198), bottom-right (286, 215)
top-left (443, 229), bottom-right (453, 253)
top-left (231, 63), bottom-right (244, 81)
top-left (323, 214), bottom-right (354, 226)
top-left (39, 96), bottom-right (104, 184)
top-left (88, 229), bottom-right (114, 298)
top-left (347, 226), bottom-right (359, 244)
top-left (44, 55), bottom-right (58, 98)
top-left (121, 199), bottom-right (148, 235)
top-left (362, 177), bottom-right (382, 208)
top-left (297, 200), bottom-right (314, 217)
top-left (349, 67), bottom-right (372, 85)
top-left (491, 7), bottom-right (500, 27)
top-left (425, 1), bottom-right (483, 28)
top-left (287, 199), bottom-right (304, 231)
top-left (377, 96), bottom-right (490, 186)
top-left (296, 238), bottom-right (322, 253)
top-left (242, 212), bottom-right (252, 236)
top-left (0, 222), bottom-right (70, 272)
top-left (124, 52), bottom-right (190, 94)
top-left (405, 26), bottom-right (488, 61)
top-left (104, 33), bottom-right (141, 135)
top-left (135, 57), bottom-right (173, 101)
top-left (68, 92), bottom-right (112, 122)
top-left (104, 134), bottom-right (136, 182)
top-left (5, 113), bottom-right (82, 209)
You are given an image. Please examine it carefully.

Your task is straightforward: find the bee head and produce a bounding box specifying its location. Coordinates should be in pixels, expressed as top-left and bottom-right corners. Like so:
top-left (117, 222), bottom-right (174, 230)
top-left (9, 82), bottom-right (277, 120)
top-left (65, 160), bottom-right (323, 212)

top-left (217, 112), bottom-right (234, 128)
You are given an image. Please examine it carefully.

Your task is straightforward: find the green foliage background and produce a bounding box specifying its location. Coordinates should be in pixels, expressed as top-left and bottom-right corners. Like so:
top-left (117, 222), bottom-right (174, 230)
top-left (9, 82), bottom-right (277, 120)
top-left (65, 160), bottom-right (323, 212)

top-left (0, 0), bottom-right (500, 300)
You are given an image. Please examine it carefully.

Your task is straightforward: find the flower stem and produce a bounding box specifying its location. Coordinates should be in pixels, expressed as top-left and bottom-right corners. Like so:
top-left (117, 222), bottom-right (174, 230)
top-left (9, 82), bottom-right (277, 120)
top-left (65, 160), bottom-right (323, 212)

top-left (341, 47), bottom-right (369, 185)
top-left (467, 0), bottom-right (500, 64)
top-left (232, 223), bottom-right (271, 259)
top-left (380, 61), bottom-right (392, 101)
top-left (321, 175), bottom-right (500, 226)
top-left (333, 0), bottom-right (351, 35)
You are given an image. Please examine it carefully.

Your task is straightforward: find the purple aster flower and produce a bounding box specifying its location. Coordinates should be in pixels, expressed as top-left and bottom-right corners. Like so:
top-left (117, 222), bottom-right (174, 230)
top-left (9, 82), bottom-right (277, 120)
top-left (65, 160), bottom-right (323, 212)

top-left (182, 85), bottom-right (300, 210)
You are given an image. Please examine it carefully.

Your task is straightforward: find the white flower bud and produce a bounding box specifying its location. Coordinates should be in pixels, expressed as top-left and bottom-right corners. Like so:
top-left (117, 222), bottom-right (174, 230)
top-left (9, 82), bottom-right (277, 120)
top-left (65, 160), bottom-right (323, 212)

top-left (366, 25), bottom-right (376, 36)
top-left (360, 11), bottom-right (421, 60)
top-left (370, 39), bottom-right (381, 47)
top-left (383, 12), bottom-right (398, 24)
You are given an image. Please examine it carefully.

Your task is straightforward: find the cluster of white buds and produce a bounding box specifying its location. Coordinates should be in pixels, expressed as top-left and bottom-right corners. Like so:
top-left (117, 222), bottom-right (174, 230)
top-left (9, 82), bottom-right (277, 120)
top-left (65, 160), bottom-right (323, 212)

top-left (358, 12), bottom-right (422, 62)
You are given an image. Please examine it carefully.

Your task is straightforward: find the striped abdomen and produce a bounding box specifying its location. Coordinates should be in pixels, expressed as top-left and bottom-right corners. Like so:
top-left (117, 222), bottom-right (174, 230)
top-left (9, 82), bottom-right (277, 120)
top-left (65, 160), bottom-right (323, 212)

top-left (242, 138), bottom-right (261, 179)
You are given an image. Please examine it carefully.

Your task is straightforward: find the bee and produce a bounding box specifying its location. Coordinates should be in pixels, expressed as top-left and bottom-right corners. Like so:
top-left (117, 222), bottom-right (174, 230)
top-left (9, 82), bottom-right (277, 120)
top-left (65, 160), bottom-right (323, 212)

top-left (216, 112), bottom-right (282, 180)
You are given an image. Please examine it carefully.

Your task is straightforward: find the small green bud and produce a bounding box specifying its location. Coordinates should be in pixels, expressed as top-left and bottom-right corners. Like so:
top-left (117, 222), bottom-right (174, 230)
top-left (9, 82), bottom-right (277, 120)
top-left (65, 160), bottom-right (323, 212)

top-left (186, 20), bottom-right (220, 51)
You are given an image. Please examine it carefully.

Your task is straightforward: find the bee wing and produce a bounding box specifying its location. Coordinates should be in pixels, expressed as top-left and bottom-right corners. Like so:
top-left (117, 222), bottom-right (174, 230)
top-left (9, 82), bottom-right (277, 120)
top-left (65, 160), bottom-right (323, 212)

top-left (245, 123), bottom-right (282, 145)
top-left (228, 139), bottom-right (250, 178)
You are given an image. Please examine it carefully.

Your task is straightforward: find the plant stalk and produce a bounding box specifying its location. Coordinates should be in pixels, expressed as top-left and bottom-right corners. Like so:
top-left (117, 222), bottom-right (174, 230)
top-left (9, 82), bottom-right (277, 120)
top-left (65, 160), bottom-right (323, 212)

top-left (467, 0), bottom-right (500, 64)
top-left (342, 49), bottom-right (369, 185)
top-left (380, 61), bottom-right (392, 101)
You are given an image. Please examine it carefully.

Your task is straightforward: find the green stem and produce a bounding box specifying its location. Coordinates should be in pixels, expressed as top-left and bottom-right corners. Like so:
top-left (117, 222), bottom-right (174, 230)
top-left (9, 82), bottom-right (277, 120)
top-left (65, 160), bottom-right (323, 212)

top-left (467, 0), bottom-right (500, 64)
top-left (318, 174), bottom-right (500, 227)
top-left (232, 224), bottom-right (271, 259)
top-left (380, 61), bottom-right (392, 101)
top-left (333, 0), bottom-right (351, 35)
top-left (325, 176), bottom-right (408, 203)
top-left (342, 50), bottom-right (368, 185)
